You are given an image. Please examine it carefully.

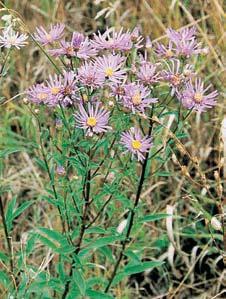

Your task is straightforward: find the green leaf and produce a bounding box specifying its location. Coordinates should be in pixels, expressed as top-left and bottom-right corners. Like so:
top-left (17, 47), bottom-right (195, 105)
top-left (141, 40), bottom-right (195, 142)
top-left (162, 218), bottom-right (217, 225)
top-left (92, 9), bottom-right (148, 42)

top-left (38, 227), bottom-right (69, 247)
top-left (86, 289), bottom-right (113, 299)
top-left (0, 270), bottom-right (10, 287)
top-left (154, 171), bottom-right (171, 177)
top-left (0, 251), bottom-right (9, 262)
top-left (84, 235), bottom-right (124, 251)
top-left (112, 261), bottom-right (163, 286)
top-left (139, 213), bottom-right (170, 223)
top-left (73, 270), bottom-right (86, 296)
top-left (0, 148), bottom-right (25, 158)
top-left (5, 197), bottom-right (17, 231)
top-left (86, 226), bottom-right (106, 234)
top-left (37, 234), bottom-right (58, 251)
top-left (13, 201), bottom-right (33, 219)
top-left (124, 261), bottom-right (163, 275)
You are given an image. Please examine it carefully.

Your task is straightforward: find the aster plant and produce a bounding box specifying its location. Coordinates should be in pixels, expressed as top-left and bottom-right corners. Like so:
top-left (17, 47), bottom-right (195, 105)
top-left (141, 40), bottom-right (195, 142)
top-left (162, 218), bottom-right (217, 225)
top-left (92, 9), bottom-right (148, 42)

top-left (0, 21), bottom-right (220, 299)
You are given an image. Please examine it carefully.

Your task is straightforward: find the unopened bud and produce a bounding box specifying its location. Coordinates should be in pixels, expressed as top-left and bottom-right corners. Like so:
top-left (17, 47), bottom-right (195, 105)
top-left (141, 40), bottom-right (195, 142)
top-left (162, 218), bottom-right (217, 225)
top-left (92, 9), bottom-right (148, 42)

top-left (22, 97), bottom-right (29, 104)
top-left (56, 165), bottom-right (66, 176)
top-left (116, 219), bottom-right (127, 234)
top-left (202, 47), bottom-right (209, 55)
top-left (172, 153), bottom-right (179, 165)
top-left (55, 118), bottom-right (63, 128)
top-left (181, 166), bottom-right (190, 177)
top-left (176, 142), bottom-right (186, 155)
top-left (34, 108), bottom-right (39, 114)
top-left (108, 100), bottom-right (114, 108)
top-left (211, 216), bottom-right (222, 231)
top-left (146, 36), bottom-right (152, 48)
top-left (130, 127), bottom-right (135, 134)
top-left (191, 156), bottom-right (199, 164)
top-left (87, 132), bottom-right (94, 137)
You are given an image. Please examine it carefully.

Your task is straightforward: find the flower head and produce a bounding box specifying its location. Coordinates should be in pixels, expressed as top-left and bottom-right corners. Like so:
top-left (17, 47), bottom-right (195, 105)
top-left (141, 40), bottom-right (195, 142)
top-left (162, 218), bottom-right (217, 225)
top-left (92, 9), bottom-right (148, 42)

top-left (166, 27), bottom-right (196, 43)
top-left (60, 71), bottom-right (78, 106)
top-left (0, 26), bottom-right (28, 49)
top-left (34, 23), bottom-right (65, 45)
top-left (162, 59), bottom-right (184, 94)
top-left (120, 128), bottom-right (153, 162)
top-left (74, 102), bottom-right (111, 136)
top-left (155, 41), bottom-right (175, 59)
top-left (121, 83), bottom-right (157, 113)
top-left (95, 54), bottom-right (126, 83)
top-left (130, 27), bottom-right (144, 48)
top-left (137, 61), bottom-right (161, 85)
top-left (26, 83), bottom-right (48, 104)
top-left (177, 78), bottom-right (218, 112)
top-left (78, 61), bottom-right (105, 88)
top-left (44, 74), bottom-right (63, 106)
top-left (166, 27), bottom-right (204, 57)
top-left (49, 32), bottom-right (96, 59)
top-left (92, 28), bottom-right (132, 51)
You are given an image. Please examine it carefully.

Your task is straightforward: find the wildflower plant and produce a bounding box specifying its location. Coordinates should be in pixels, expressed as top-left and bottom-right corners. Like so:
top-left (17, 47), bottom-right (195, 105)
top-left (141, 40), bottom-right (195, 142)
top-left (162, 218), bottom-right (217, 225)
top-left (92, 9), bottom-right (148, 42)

top-left (0, 21), bottom-right (220, 299)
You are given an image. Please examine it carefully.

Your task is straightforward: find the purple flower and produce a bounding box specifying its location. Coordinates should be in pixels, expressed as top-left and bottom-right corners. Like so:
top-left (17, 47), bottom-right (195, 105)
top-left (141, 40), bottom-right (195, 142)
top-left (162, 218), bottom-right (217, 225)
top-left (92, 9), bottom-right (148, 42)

top-left (44, 74), bottom-right (63, 106)
top-left (60, 71), bottom-right (78, 106)
top-left (130, 27), bottom-right (144, 48)
top-left (137, 61), bottom-right (161, 85)
top-left (177, 78), bottom-right (218, 112)
top-left (56, 165), bottom-right (66, 176)
top-left (78, 61), bottom-right (105, 88)
top-left (155, 41), bottom-right (175, 59)
top-left (120, 128), bottom-right (153, 162)
top-left (162, 59), bottom-right (184, 94)
top-left (0, 26), bottom-right (28, 49)
top-left (92, 28), bottom-right (132, 51)
top-left (49, 32), bottom-right (96, 59)
top-left (121, 83), bottom-right (158, 113)
top-left (95, 54), bottom-right (126, 83)
top-left (109, 83), bottom-right (126, 100)
top-left (26, 83), bottom-right (48, 104)
top-left (34, 23), bottom-right (65, 45)
top-left (166, 27), bottom-right (204, 57)
top-left (166, 27), bottom-right (196, 43)
top-left (74, 102), bottom-right (111, 136)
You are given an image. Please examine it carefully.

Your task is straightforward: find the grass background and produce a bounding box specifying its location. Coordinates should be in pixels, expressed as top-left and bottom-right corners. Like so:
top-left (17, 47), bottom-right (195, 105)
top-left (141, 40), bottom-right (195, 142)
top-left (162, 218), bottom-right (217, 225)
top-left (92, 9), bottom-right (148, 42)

top-left (0, 0), bottom-right (225, 298)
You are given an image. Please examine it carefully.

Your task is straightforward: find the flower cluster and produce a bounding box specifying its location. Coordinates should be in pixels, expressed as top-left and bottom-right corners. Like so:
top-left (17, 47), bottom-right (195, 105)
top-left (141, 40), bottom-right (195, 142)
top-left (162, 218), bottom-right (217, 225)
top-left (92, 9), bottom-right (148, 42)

top-left (25, 24), bottom-right (218, 161)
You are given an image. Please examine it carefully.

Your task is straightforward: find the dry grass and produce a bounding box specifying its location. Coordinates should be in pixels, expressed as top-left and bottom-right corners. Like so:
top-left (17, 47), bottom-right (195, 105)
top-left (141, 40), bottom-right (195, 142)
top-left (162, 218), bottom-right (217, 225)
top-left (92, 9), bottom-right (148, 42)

top-left (0, 0), bottom-right (225, 298)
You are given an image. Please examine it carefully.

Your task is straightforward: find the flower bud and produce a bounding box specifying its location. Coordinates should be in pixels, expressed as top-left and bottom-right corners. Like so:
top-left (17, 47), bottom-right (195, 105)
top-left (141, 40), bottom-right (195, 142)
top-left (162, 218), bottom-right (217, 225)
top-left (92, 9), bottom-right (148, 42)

top-left (181, 166), bottom-right (190, 177)
top-left (211, 216), bottom-right (222, 231)
top-left (55, 118), bottom-right (63, 128)
top-left (108, 100), bottom-right (114, 108)
top-left (22, 97), bottom-right (29, 104)
top-left (56, 165), bottom-right (66, 176)
top-left (116, 219), bottom-right (127, 234)
top-left (146, 36), bottom-right (152, 49)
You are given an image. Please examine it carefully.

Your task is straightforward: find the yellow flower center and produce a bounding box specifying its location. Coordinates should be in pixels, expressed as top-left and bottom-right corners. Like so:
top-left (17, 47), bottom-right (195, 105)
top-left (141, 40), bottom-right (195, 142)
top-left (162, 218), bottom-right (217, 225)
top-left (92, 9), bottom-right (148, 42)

top-left (51, 87), bottom-right (60, 95)
top-left (194, 92), bottom-right (203, 103)
top-left (66, 46), bottom-right (74, 56)
top-left (132, 140), bottom-right (142, 150)
top-left (45, 34), bottom-right (52, 41)
top-left (166, 49), bottom-right (173, 58)
top-left (105, 67), bottom-right (114, 77)
top-left (37, 93), bottom-right (48, 100)
top-left (171, 75), bottom-right (181, 86)
top-left (82, 94), bottom-right (88, 102)
top-left (9, 36), bottom-right (17, 45)
top-left (132, 92), bottom-right (142, 105)
top-left (87, 117), bottom-right (97, 127)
